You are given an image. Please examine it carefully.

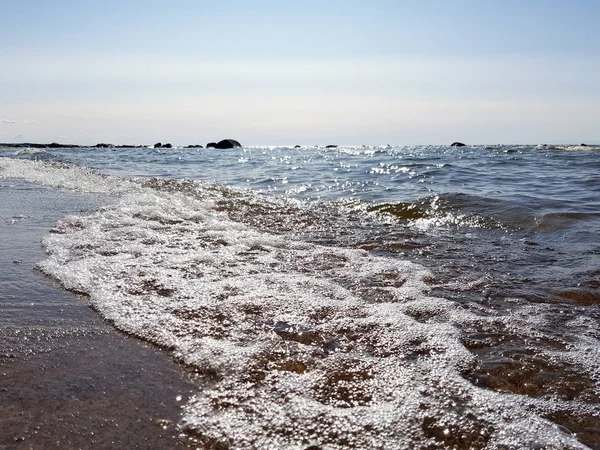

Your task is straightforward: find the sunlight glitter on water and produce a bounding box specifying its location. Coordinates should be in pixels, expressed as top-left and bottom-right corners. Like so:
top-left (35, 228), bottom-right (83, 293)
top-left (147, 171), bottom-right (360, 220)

top-left (1, 147), bottom-right (599, 449)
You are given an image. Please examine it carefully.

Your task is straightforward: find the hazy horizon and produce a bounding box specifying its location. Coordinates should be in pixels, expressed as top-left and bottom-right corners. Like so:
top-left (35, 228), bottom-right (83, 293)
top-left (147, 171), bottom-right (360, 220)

top-left (2, 1), bottom-right (599, 146)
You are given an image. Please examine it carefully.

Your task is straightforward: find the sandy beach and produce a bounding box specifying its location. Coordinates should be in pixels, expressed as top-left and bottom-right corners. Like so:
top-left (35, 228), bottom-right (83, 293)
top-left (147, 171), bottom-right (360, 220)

top-left (0, 180), bottom-right (197, 449)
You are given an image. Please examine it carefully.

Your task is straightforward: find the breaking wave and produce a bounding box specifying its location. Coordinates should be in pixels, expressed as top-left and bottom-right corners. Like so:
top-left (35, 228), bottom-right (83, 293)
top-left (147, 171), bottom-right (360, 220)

top-left (1, 157), bottom-right (596, 449)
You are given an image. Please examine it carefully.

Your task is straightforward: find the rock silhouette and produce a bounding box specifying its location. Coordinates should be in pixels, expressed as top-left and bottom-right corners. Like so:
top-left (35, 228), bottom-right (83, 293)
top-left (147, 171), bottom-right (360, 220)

top-left (206, 139), bottom-right (242, 149)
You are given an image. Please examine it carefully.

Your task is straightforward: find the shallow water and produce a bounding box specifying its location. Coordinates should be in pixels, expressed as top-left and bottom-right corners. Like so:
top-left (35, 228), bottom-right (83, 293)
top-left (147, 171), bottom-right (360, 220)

top-left (1, 145), bottom-right (599, 449)
top-left (0, 180), bottom-right (198, 449)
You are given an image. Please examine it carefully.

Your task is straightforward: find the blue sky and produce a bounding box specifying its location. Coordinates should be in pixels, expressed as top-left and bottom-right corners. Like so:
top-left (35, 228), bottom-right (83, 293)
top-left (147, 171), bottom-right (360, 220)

top-left (1, 0), bottom-right (599, 145)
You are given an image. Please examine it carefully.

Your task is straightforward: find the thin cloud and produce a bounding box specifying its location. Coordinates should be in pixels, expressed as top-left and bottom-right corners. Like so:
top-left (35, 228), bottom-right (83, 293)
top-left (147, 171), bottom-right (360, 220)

top-left (1, 119), bottom-right (36, 124)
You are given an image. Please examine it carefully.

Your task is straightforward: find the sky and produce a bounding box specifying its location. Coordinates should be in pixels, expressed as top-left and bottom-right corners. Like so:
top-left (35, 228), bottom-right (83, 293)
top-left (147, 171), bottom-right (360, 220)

top-left (1, 0), bottom-right (599, 145)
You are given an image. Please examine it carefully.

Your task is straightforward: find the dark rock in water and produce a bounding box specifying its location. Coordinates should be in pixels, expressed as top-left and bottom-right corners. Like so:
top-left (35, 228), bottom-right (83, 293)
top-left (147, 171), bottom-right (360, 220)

top-left (0, 143), bottom-right (23, 148)
top-left (154, 142), bottom-right (162, 148)
top-left (94, 143), bottom-right (113, 148)
top-left (47, 142), bottom-right (79, 148)
top-left (206, 139), bottom-right (242, 149)
top-left (451, 142), bottom-right (466, 147)
top-left (214, 139), bottom-right (242, 149)
top-left (1, 142), bottom-right (79, 149)
top-left (294, 145), bottom-right (301, 148)
top-left (163, 143), bottom-right (173, 148)
top-left (186, 144), bottom-right (203, 148)
top-left (325, 144), bottom-right (338, 148)
top-left (580, 143), bottom-right (588, 147)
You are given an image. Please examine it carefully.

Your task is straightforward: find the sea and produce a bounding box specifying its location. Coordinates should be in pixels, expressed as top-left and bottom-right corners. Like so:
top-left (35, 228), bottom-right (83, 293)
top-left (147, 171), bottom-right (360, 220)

top-left (0, 144), bottom-right (599, 450)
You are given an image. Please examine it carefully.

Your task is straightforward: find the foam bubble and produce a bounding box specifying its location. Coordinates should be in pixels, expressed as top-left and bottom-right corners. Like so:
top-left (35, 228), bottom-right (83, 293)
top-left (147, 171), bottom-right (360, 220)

top-left (37, 191), bottom-right (587, 449)
top-left (0, 158), bottom-right (137, 195)
top-left (2, 157), bottom-right (593, 448)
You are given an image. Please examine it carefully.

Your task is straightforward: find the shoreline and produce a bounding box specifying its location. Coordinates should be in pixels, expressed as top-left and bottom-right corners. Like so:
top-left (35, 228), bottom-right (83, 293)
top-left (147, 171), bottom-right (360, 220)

top-left (0, 180), bottom-right (198, 449)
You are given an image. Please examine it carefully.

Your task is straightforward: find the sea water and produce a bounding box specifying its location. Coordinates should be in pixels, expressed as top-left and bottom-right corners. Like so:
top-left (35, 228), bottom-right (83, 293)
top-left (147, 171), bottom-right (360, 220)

top-left (1, 144), bottom-right (598, 449)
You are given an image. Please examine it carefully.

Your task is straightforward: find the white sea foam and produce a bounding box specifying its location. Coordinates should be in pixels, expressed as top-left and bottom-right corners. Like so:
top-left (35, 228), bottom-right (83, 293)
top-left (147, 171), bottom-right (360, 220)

top-left (560, 145), bottom-right (600, 151)
top-left (0, 157), bottom-right (593, 449)
top-left (0, 158), bottom-right (137, 195)
top-left (13, 147), bottom-right (47, 155)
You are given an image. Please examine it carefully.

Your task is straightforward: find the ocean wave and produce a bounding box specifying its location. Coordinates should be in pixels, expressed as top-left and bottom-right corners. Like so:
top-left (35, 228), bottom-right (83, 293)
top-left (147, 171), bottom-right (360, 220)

top-left (365, 195), bottom-right (503, 231)
top-left (557, 145), bottom-right (600, 152)
top-left (13, 147), bottom-right (47, 155)
top-left (0, 158), bottom-right (137, 195)
top-left (1, 156), bottom-right (596, 448)
top-left (38, 189), bottom-right (588, 449)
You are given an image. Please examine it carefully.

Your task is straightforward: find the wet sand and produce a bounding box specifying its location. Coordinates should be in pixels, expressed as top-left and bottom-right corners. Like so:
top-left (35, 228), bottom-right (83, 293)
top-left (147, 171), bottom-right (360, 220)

top-left (0, 181), bottom-right (198, 449)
